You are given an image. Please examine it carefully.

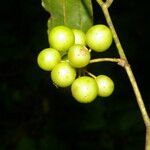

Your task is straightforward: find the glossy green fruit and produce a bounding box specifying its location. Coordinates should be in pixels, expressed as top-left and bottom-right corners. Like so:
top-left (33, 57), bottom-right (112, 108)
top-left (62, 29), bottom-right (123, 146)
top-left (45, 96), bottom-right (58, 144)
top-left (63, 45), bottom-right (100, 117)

top-left (86, 24), bottom-right (113, 52)
top-left (37, 48), bottom-right (61, 71)
top-left (68, 44), bottom-right (90, 68)
top-left (95, 75), bottom-right (114, 97)
top-left (48, 26), bottom-right (75, 52)
top-left (71, 76), bottom-right (98, 103)
top-left (72, 29), bottom-right (86, 46)
top-left (51, 62), bottom-right (76, 87)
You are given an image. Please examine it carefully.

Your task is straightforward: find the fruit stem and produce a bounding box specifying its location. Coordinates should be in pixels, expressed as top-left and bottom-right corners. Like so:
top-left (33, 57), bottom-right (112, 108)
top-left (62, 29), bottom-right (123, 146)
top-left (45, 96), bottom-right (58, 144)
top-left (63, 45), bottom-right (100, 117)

top-left (90, 57), bottom-right (120, 64)
top-left (85, 70), bottom-right (96, 79)
top-left (96, 0), bottom-right (150, 149)
top-left (90, 58), bottom-right (130, 68)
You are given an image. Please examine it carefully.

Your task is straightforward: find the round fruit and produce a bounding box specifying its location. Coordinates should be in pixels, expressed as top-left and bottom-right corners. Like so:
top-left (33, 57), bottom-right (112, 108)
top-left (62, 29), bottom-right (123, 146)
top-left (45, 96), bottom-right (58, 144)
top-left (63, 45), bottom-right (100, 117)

top-left (37, 48), bottom-right (61, 71)
top-left (68, 44), bottom-right (90, 68)
top-left (72, 29), bottom-right (86, 46)
top-left (86, 24), bottom-right (113, 52)
top-left (71, 76), bottom-right (98, 103)
top-left (48, 26), bottom-right (75, 52)
top-left (95, 75), bottom-right (114, 97)
top-left (51, 62), bottom-right (76, 87)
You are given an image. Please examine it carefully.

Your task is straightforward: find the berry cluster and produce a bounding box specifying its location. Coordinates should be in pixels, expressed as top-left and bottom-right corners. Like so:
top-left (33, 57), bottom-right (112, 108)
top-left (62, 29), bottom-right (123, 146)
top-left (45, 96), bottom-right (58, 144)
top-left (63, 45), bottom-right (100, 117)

top-left (37, 25), bottom-right (114, 103)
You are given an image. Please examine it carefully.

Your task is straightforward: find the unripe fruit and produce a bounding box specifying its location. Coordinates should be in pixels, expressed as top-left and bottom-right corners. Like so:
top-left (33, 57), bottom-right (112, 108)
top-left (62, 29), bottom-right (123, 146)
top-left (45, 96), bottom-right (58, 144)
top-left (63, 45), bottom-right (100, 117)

top-left (71, 76), bottom-right (98, 103)
top-left (95, 75), bottom-right (114, 97)
top-left (37, 48), bottom-right (61, 71)
top-left (48, 26), bottom-right (75, 52)
top-left (51, 62), bottom-right (76, 87)
top-left (68, 44), bottom-right (91, 68)
top-left (86, 24), bottom-right (113, 52)
top-left (72, 29), bottom-right (86, 46)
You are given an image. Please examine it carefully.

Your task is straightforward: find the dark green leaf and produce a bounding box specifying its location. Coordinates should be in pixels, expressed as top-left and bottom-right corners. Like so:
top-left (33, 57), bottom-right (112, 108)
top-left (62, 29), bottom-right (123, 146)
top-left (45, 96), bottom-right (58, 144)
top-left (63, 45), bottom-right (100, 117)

top-left (42, 0), bottom-right (93, 32)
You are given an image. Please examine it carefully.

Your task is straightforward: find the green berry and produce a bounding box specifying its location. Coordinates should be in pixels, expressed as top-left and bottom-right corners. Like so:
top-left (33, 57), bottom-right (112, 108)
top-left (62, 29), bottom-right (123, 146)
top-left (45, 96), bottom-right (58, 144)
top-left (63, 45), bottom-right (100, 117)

top-left (51, 62), bottom-right (76, 87)
top-left (37, 48), bottom-right (61, 71)
top-left (86, 24), bottom-right (113, 52)
top-left (48, 26), bottom-right (75, 52)
top-left (71, 76), bottom-right (98, 103)
top-left (95, 75), bottom-right (114, 97)
top-left (68, 44), bottom-right (91, 68)
top-left (72, 29), bottom-right (86, 46)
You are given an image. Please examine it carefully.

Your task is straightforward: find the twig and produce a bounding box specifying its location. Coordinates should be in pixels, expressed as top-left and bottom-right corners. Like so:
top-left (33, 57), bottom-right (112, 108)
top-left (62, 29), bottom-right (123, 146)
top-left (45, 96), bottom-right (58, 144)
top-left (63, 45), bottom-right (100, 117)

top-left (96, 0), bottom-right (150, 149)
top-left (90, 57), bottom-right (119, 63)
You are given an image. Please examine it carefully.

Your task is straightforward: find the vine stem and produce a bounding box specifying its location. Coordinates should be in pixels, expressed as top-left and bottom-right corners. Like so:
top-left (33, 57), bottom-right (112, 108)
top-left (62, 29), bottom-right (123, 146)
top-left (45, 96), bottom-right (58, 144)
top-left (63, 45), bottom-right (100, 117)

top-left (96, 0), bottom-right (150, 149)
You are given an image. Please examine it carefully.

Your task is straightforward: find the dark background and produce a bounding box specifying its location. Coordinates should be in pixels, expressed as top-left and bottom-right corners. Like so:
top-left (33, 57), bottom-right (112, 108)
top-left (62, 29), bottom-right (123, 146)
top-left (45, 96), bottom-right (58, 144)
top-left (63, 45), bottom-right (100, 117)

top-left (0, 0), bottom-right (150, 149)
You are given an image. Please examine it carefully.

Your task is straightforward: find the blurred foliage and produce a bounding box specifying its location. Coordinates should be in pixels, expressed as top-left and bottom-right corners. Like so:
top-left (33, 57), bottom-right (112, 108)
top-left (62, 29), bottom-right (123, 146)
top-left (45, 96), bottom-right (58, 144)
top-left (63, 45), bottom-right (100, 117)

top-left (0, 0), bottom-right (150, 149)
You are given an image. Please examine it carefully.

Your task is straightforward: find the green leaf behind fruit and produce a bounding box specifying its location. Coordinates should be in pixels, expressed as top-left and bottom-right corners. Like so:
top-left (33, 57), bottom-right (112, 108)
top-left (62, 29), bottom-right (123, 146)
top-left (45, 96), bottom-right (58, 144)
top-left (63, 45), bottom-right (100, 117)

top-left (41, 0), bottom-right (93, 32)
